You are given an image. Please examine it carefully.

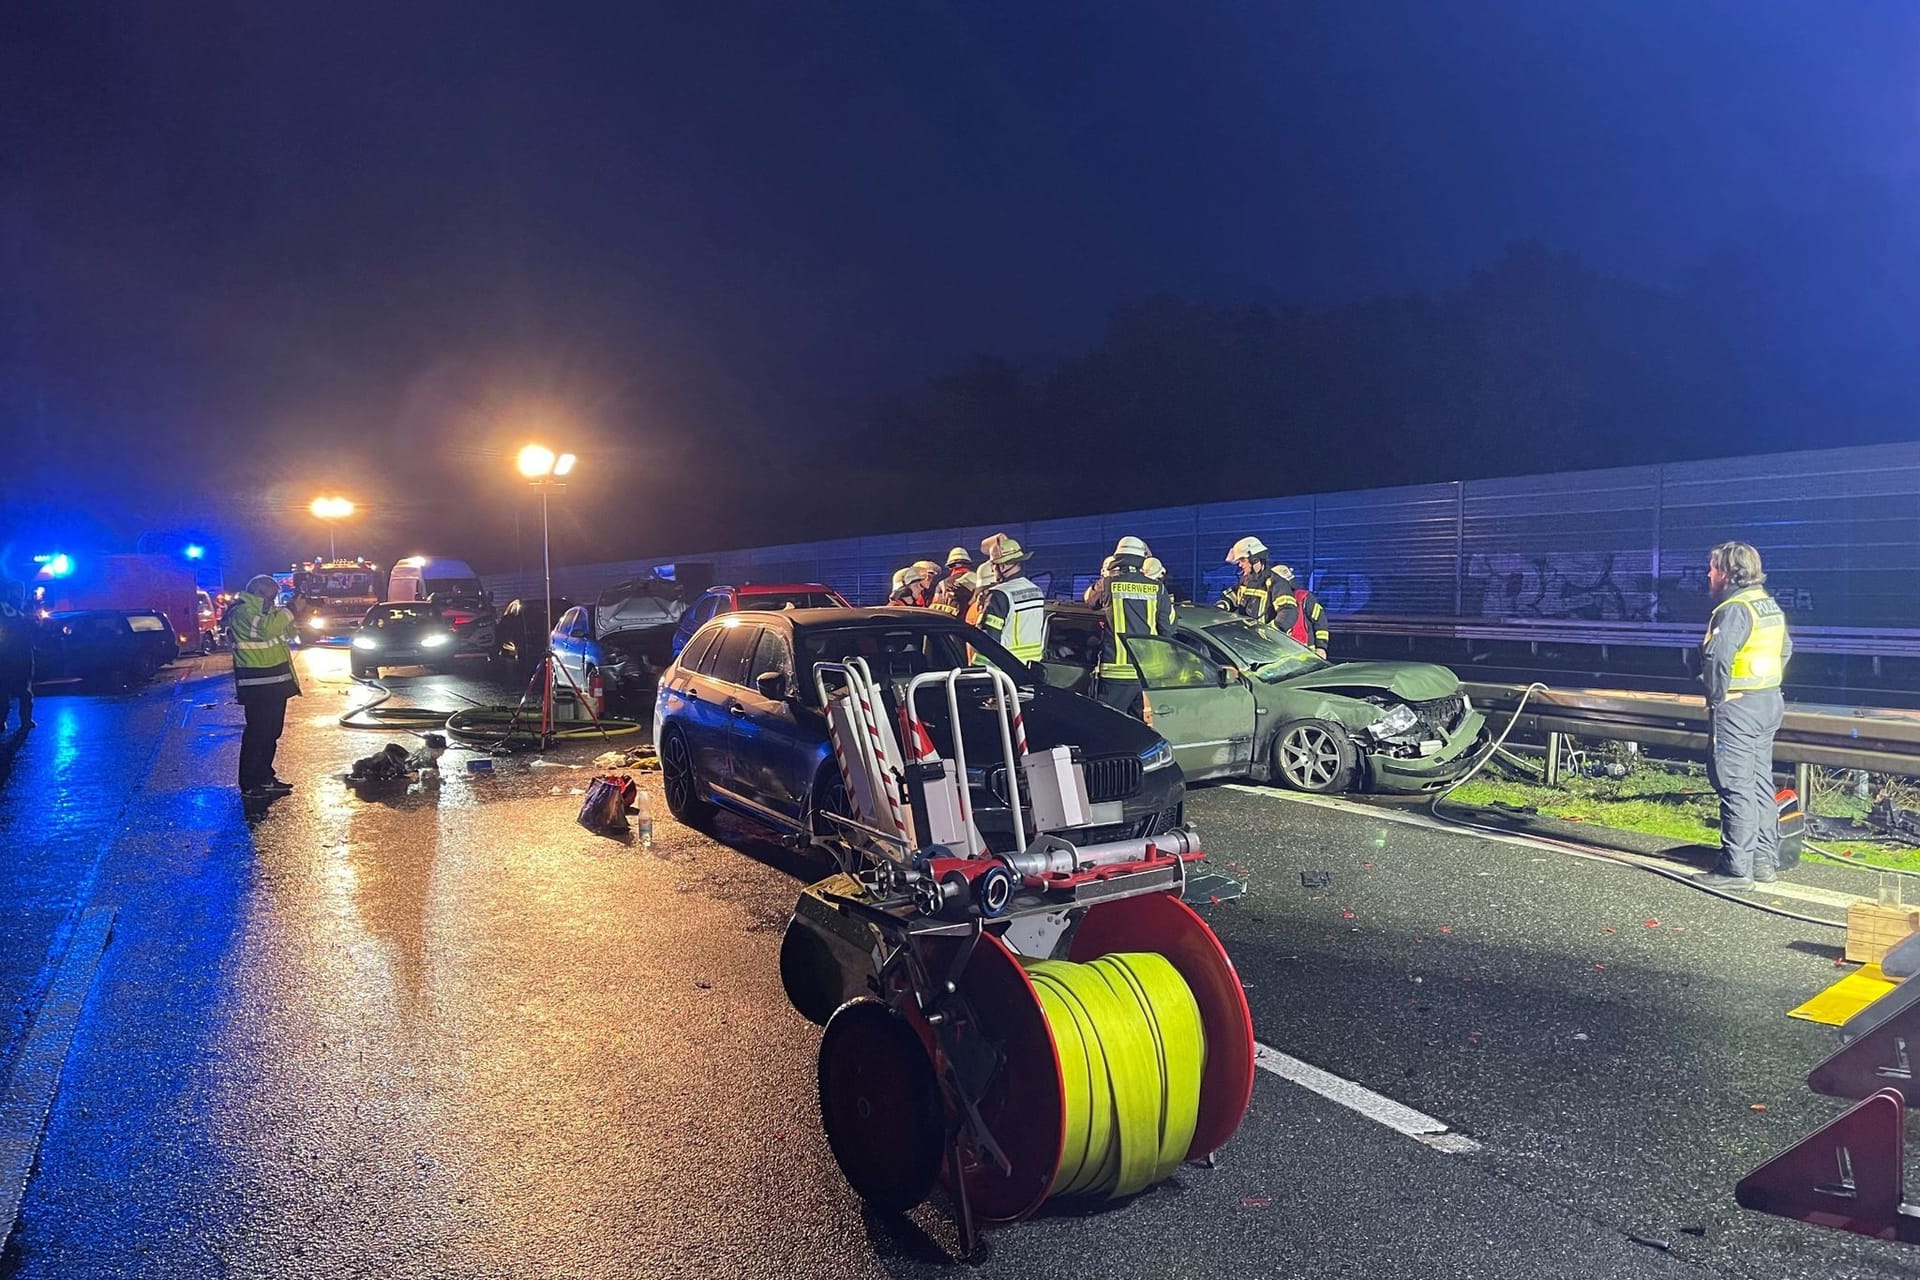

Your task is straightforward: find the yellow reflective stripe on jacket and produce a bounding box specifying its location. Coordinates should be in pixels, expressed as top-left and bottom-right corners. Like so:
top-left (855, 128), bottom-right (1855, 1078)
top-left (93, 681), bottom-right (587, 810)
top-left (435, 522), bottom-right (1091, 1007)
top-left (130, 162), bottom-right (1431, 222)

top-left (1713, 587), bottom-right (1787, 690)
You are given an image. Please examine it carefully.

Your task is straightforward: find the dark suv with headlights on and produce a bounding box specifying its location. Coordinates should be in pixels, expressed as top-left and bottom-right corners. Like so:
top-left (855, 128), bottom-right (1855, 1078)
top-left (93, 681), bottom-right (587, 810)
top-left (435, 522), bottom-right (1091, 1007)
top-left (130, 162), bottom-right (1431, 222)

top-left (654, 608), bottom-right (1185, 852)
top-left (350, 603), bottom-right (459, 679)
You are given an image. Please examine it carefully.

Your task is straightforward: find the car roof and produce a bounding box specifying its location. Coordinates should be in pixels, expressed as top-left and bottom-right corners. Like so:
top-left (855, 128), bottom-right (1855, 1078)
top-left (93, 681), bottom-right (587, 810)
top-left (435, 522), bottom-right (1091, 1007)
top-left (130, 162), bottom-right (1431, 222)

top-left (752, 605), bottom-right (969, 632)
top-left (710, 582), bottom-right (841, 596)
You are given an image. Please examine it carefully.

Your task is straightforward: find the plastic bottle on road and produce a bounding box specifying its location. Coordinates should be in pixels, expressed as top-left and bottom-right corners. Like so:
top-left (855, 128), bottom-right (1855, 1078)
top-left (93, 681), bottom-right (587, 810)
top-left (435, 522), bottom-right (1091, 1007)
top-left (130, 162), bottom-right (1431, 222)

top-left (637, 788), bottom-right (654, 850)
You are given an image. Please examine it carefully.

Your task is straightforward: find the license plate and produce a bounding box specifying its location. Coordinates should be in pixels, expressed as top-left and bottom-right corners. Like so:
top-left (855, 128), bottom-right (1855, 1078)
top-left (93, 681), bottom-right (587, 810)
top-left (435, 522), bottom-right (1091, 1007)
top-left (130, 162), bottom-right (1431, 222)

top-left (1089, 801), bottom-right (1126, 824)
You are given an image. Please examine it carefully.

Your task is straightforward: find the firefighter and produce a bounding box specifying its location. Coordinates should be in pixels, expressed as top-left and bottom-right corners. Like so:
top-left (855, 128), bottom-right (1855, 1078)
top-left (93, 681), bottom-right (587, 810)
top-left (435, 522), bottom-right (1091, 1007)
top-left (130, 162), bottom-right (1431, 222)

top-left (0, 580), bottom-right (35, 733)
top-left (1698, 541), bottom-right (1792, 890)
top-left (1086, 536), bottom-right (1173, 716)
top-left (928, 546), bottom-right (975, 616)
top-left (909, 559), bottom-right (942, 606)
top-left (229, 573), bottom-right (301, 800)
top-left (1083, 555), bottom-right (1120, 604)
top-left (969, 534), bottom-right (1045, 664)
top-left (1219, 536), bottom-right (1287, 625)
top-left (1270, 563), bottom-right (1330, 658)
top-left (887, 568), bottom-right (918, 607)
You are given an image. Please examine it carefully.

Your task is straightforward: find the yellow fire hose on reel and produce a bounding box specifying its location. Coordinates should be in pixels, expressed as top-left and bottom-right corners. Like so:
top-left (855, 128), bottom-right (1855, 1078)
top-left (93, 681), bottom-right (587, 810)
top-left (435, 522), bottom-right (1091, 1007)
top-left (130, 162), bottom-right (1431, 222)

top-left (1022, 952), bottom-right (1205, 1199)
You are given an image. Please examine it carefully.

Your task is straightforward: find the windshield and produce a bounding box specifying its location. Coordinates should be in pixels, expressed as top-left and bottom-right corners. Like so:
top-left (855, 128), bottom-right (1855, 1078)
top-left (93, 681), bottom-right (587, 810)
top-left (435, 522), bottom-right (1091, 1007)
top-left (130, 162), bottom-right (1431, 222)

top-left (299, 571), bottom-right (376, 597)
top-left (369, 605), bottom-right (446, 627)
top-left (1196, 618), bottom-right (1329, 680)
top-left (425, 576), bottom-right (483, 599)
top-left (740, 589), bottom-right (844, 612)
top-left (795, 623), bottom-right (1027, 704)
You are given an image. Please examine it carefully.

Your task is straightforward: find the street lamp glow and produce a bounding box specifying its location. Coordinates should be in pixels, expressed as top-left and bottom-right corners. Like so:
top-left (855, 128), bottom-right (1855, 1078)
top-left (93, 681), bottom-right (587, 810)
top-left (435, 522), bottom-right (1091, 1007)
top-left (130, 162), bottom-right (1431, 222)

top-left (184, 544), bottom-right (205, 560)
top-left (517, 444), bottom-right (558, 478)
top-left (553, 452), bottom-right (577, 477)
top-left (309, 496), bottom-right (355, 520)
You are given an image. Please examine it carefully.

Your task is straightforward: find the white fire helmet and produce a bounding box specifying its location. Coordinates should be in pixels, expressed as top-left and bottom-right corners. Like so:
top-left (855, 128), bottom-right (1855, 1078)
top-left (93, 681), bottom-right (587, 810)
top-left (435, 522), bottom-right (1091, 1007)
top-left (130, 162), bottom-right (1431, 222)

top-left (1225, 536), bottom-right (1268, 564)
top-left (1114, 535), bottom-right (1150, 559)
top-left (1142, 557), bottom-right (1166, 581)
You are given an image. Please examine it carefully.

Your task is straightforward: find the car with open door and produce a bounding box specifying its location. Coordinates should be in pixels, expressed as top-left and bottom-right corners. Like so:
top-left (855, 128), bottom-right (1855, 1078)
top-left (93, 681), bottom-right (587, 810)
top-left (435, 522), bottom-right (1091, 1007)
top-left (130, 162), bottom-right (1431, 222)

top-left (1039, 604), bottom-right (1485, 794)
top-left (653, 608), bottom-right (1185, 850)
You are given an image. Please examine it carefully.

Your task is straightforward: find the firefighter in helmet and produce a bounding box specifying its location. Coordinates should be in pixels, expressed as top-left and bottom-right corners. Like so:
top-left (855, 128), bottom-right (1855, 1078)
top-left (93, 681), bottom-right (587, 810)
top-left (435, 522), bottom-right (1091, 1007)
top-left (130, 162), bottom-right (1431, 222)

top-left (1086, 536), bottom-right (1173, 716)
top-left (929, 547), bottom-right (975, 616)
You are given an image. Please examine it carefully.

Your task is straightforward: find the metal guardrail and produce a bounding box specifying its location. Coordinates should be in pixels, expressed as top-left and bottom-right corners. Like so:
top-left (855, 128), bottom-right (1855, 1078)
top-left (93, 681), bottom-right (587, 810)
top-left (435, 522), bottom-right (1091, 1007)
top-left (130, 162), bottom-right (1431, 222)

top-left (1345, 615), bottom-right (1920, 661)
top-left (1464, 682), bottom-right (1920, 778)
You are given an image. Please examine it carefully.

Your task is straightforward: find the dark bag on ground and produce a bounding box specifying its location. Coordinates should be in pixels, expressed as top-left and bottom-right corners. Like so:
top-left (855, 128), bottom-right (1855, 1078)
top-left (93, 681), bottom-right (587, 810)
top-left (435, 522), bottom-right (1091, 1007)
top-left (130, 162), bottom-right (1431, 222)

top-left (578, 773), bottom-right (638, 836)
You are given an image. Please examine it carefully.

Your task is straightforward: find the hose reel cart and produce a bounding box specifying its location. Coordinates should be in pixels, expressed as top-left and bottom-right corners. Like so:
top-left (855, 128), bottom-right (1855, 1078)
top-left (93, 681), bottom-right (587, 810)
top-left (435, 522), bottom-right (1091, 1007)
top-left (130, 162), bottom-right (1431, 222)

top-left (780, 661), bottom-right (1256, 1255)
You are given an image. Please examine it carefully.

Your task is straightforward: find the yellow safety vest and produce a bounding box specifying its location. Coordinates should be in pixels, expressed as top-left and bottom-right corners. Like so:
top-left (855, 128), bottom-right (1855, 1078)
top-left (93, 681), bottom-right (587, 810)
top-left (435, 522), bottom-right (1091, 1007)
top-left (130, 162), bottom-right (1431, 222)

top-left (977, 577), bottom-right (1045, 663)
top-left (1708, 586), bottom-right (1786, 692)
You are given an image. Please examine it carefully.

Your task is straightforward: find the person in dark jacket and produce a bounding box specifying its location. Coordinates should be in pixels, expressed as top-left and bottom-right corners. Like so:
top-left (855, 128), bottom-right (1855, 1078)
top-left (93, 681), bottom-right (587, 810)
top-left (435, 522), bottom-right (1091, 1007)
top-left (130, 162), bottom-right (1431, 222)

top-left (1697, 542), bottom-right (1792, 890)
top-left (1270, 564), bottom-right (1330, 658)
top-left (0, 580), bottom-right (35, 733)
top-left (229, 574), bottom-right (301, 798)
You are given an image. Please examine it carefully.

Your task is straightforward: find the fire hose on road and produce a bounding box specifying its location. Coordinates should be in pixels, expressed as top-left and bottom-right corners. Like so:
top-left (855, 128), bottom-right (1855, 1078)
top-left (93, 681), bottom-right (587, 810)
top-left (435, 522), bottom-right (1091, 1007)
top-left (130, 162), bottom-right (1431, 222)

top-left (336, 675), bottom-right (645, 750)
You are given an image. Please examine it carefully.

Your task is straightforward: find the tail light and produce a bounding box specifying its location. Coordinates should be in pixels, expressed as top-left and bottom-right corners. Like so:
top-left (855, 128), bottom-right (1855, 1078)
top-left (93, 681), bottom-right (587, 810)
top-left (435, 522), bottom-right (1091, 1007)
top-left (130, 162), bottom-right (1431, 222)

top-left (445, 610), bottom-right (474, 630)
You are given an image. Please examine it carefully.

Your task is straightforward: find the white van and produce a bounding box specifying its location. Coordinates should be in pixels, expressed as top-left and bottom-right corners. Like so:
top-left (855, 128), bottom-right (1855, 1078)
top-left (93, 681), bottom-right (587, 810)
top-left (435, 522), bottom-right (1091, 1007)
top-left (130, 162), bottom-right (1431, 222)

top-left (387, 557), bottom-right (484, 604)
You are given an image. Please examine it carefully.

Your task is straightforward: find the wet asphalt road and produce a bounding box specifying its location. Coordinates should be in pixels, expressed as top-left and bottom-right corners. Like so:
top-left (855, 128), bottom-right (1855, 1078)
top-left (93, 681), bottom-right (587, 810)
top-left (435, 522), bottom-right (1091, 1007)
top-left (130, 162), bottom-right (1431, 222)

top-left (2, 649), bottom-right (1919, 1279)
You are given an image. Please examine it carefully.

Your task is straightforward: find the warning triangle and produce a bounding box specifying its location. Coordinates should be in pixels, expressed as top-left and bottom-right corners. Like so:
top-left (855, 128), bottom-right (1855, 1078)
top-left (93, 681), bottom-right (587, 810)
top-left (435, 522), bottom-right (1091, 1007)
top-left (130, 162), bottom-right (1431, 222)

top-left (1736, 1090), bottom-right (1910, 1240)
top-left (1812, 1003), bottom-right (1920, 1102)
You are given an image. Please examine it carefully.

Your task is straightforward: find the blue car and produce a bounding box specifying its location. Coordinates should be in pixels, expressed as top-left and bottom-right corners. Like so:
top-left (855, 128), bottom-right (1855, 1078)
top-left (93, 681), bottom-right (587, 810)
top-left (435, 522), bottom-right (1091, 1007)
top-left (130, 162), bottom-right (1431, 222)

top-left (653, 607), bottom-right (1185, 852)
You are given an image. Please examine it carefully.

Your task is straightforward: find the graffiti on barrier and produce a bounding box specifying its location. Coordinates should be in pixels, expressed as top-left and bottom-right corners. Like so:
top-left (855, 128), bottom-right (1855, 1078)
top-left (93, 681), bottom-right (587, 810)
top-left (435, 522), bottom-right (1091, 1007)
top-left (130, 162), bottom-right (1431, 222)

top-left (1466, 552), bottom-right (1636, 620)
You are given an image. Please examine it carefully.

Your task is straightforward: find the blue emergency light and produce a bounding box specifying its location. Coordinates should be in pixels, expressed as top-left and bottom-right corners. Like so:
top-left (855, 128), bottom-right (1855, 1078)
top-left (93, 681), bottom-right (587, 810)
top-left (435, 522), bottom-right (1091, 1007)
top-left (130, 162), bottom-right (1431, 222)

top-left (32, 553), bottom-right (73, 578)
top-left (185, 544), bottom-right (206, 560)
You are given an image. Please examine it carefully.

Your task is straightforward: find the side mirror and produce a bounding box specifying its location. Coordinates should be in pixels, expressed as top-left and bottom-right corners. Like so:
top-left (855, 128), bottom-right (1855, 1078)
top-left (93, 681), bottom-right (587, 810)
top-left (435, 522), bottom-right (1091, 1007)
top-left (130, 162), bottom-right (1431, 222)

top-left (1219, 665), bottom-right (1240, 686)
top-left (756, 669), bottom-right (791, 700)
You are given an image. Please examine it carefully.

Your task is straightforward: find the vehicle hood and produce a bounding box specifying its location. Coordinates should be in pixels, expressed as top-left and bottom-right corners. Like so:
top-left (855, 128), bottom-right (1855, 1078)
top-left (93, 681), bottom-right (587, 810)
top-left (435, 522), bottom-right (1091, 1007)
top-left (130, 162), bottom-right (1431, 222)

top-left (596, 591), bottom-right (685, 638)
top-left (1268, 660), bottom-right (1461, 702)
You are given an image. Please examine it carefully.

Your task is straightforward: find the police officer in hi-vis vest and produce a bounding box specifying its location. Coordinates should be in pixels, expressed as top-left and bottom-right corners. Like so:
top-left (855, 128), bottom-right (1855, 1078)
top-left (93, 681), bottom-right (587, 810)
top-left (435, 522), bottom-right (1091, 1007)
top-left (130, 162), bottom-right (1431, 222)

top-left (1698, 541), bottom-right (1792, 889)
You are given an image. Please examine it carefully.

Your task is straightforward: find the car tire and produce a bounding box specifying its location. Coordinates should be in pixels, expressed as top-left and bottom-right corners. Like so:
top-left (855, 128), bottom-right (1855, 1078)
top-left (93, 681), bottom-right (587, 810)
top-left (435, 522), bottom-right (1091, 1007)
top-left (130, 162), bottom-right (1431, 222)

top-left (809, 766), bottom-right (852, 842)
top-left (660, 725), bottom-right (716, 828)
top-left (1273, 718), bottom-right (1358, 794)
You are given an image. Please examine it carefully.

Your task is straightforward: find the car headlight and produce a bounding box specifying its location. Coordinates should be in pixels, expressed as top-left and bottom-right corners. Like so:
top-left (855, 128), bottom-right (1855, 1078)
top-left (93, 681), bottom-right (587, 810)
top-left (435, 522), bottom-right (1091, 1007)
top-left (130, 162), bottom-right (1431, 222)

top-left (351, 636), bottom-right (376, 650)
top-left (1367, 704), bottom-right (1420, 738)
top-left (1140, 741), bottom-right (1175, 772)
top-left (421, 633), bottom-right (451, 648)
top-left (307, 617), bottom-right (325, 630)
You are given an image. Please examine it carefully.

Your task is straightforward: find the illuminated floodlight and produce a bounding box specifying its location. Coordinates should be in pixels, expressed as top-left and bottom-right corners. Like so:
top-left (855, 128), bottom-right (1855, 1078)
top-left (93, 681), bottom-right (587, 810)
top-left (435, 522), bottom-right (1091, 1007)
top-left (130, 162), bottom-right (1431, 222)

top-left (309, 496), bottom-right (355, 520)
top-left (184, 544), bottom-right (205, 560)
top-left (517, 444), bottom-right (558, 478)
top-left (553, 452), bottom-right (577, 477)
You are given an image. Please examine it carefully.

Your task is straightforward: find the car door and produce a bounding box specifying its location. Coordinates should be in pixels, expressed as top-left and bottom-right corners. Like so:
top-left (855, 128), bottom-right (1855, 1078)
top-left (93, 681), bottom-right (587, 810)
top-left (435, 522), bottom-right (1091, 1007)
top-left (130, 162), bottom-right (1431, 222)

top-left (1128, 635), bottom-right (1258, 780)
top-left (550, 607), bottom-right (585, 687)
top-left (726, 626), bottom-right (810, 823)
top-left (691, 622), bottom-right (760, 788)
top-left (1036, 611), bottom-right (1099, 694)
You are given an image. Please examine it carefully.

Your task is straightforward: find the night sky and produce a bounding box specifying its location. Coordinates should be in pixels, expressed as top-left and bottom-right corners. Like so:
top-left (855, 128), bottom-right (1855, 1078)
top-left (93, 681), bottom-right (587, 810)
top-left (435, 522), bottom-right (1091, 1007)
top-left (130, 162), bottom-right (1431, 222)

top-left (5, 1), bottom-right (1919, 580)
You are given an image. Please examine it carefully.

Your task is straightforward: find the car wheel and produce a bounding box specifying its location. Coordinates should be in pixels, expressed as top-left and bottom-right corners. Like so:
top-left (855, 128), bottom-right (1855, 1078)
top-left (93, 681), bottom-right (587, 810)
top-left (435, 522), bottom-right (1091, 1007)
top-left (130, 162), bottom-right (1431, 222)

top-left (660, 725), bottom-right (716, 828)
top-left (810, 766), bottom-right (852, 841)
top-left (1273, 718), bottom-right (1358, 794)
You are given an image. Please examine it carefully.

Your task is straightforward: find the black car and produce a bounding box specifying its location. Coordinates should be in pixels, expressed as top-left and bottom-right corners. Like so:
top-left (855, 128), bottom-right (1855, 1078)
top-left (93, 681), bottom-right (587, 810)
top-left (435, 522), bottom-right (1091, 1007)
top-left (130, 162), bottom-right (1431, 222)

top-left (349, 603), bottom-right (458, 679)
top-left (494, 596), bottom-right (575, 676)
top-left (654, 608), bottom-right (1184, 853)
top-left (36, 610), bottom-right (159, 685)
top-left (122, 609), bottom-right (182, 667)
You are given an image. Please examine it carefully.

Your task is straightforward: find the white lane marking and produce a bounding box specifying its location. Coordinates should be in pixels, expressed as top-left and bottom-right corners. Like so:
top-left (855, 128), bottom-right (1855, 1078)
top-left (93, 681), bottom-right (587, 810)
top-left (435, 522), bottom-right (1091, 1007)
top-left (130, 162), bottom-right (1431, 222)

top-left (1219, 784), bottom-right (1865, 911)
top-left (1253, 1041), bottom-right (1481, 1154)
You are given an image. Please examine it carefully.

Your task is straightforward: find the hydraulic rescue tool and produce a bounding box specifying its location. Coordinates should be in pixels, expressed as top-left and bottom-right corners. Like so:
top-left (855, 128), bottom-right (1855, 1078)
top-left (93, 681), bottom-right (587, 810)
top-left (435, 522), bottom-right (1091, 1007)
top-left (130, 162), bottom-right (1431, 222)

top-left (779, 660), bottom-right (1254, 1256)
